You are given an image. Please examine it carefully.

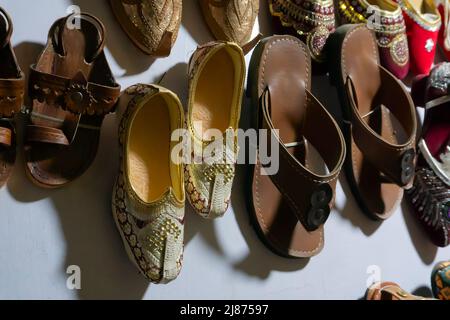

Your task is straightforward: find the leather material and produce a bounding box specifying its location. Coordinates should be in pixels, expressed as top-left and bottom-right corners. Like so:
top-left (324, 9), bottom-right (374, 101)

top-left (109, 0), bottom-right (182, 57)
top-left (249, 35), bottom-right (345, 257)
top-left (333, 24), bottom-right (417, 220)
top-left (0, 7), bottom-right (24, 188)
top-left (24, 13), bottom-right (120, 188)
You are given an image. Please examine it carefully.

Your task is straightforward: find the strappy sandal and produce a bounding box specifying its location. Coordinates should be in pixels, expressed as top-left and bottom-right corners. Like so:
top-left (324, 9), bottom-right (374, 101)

top-left (327, 24), bottom-right (417, 220)
top-left (407, 63), bottom-right (450, 247)
top-left (24, 13), bottom-right (121, 188)
top-left (366, 281), bottom-right (436, 300)
top-left (109, 0), bottom-right (182, 57)
top-left (247, 35), bottom-right (346, 258)
top-left (0, 7), bottom-right (24, 187)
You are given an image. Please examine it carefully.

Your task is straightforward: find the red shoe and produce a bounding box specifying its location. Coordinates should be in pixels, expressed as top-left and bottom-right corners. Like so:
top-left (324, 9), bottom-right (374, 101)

top-left (437, 0), bottom-right (450, 60)
top-left (337, 0), bottom-right (410, 79)
top-left (396, 0), bottom-right (441, 75)
top-left (407, 62), bottom-right (450, 247)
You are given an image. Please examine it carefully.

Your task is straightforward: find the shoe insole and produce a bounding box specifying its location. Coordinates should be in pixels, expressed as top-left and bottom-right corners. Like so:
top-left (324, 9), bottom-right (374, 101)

top-left (128, 95), bottom-right (171, 203)
top-left (192, 48), bottom-right (234, 139)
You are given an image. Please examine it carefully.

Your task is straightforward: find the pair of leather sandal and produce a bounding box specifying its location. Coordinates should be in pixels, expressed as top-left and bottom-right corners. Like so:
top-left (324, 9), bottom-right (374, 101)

top-left (109, 0), bottom-right (259, 57)
top-left (0, 7), bottom-right (24, 187)
top-left (0, 9), bottom-right (120, 189)
top-left (246, 25), bottom-right (417, 258)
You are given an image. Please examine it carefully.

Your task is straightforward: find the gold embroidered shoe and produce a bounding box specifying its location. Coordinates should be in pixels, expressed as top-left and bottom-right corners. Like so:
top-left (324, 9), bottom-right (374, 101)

top-left (109, 0), bottom-right (182, 57)
top-left (200, 0), bottom-right (259, 46)
top-left (338, 0), bottom-right (410, 79)
top-left (112, 84), bottom-right (185, 283)
top-left (269, 0), bottom-right (336, 61)
top-left (185, 42), bottom-right (245, 219)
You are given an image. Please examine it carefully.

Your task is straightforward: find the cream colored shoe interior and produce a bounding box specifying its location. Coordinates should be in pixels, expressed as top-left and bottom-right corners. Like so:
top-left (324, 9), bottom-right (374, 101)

top-left (191, 45), bottom-right (244, 140)
top-left (127, 92), bottom-right (184, 203)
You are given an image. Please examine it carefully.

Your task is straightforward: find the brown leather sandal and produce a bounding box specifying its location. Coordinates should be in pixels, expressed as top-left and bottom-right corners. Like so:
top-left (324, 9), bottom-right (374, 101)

top-left (0, 7), bottom-right (24, 187)
top-left (327, 24), bottom-right (417, 220)
top-left (247, 35), bottom-right (346, 258)
top-left (24, 13), bottom-right (121, 188)
top-left (109, 0), bottom-right (182, 57)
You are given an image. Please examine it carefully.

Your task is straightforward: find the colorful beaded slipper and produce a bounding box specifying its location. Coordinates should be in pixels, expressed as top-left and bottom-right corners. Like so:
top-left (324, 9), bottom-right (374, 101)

top-left (247, 35), bottom-right (346, 258)
top-left (24, 13), bottom-right (120, 188)
top-left (268, 0), bottom-right (336, 62)
top-left (185, 41), bottom-right (245, 219)
top-left (431, 261), bottom-right (450, 300)
top-left (407, 63), bottom-right (450, 247)
top-left (112, 84), bottom-right (185, 283)
top-left (110, 0), bottom-right (182, 57)
top-left (366, 281), bottom-right (436, 300)
top-left (337, 0), bottom-right (410, 79)
top-left (327, 24), bottom-right (417, 220)
top-left (0, 7), bottom-right (24, 187)
top-left (200, 0), bottom-right (259, 47)
top-left (396, 0), bottom-right (441, 75)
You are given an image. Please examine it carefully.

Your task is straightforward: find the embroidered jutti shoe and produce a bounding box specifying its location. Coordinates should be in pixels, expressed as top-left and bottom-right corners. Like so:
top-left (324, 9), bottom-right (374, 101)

top-left (396, 0), bottom-right (441, 75)
top-left (268, 0), bottom-right (336, 62)
top-left (185, 42), bottom-right (245, 219)
top-left (0, 7), bottom-right (24, 187)
top-left (109, 0), bottom-right (182, 57)
top-left (407, 63), bottom-right (450, 247)
top-left (200, 0), bottom-right (259, 47)
top-left (112, 84), bottom-right (185, 283)
top-left (337, 0), bottom-right (410, 79)
top-left (431, 261), bottom-right (450, 300)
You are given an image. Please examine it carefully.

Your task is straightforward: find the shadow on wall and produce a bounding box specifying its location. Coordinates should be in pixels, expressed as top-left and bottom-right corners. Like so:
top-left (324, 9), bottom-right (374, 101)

top-left (401, 201), bottom-right (438, 265)
top-left (71, 0), bottom-right (155, 76)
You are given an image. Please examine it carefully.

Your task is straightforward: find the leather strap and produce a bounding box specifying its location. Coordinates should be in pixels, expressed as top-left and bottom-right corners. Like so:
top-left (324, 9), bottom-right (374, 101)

top-left (49, 13), bottom-right (106, 63)
top-left (28, 66), bottom-right (120, 116)
top-left (0, 7), bottom-right (12, 49)
top-left (260, 87), bottom-right (345, 231)
top-left (346, 72), bottom-right (417, 187)
top-left (0, 126), bottom-right (12, 147)
top-left (0, 77), bottom-right (25, 117)
top-left (26, 125), bottom-right (69, 146)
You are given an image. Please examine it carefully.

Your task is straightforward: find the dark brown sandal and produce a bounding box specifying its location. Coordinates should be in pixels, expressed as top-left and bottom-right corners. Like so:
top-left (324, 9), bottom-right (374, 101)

top-left (0, 7), bottom-right (24, 187)
top-left (24, 13), bottom-right (120, 188)
top-left (327, 24), bottom-right (417, 220)
top-left (247, 35), bottom-right (346, 258)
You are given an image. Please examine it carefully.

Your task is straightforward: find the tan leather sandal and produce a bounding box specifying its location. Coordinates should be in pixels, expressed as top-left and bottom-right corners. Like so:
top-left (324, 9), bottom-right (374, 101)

top-left (109, 0), bottom-right (182, 57)
top-left (24, 13), bottom-right (121, 188)
top-left (247, 35), bottom-right (346, 258)
top-left (200, 0), bottom-right (259, 47)
top-left (327, 24), bottom-right (417, 220)
top-left (0, 7), bottom-right (24, 187)
top-left (112, 84), bottom-right (185, 283)
top-left (366, 282), bottom-right (436, 300)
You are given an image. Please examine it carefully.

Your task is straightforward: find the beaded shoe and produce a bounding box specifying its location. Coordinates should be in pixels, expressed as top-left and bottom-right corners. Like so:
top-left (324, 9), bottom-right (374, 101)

top-left (338, 0), bottom-right (410, 79)
top-left (112, 84), bottom-right (185, 283)
top-left (268, 0), bottom-right (336, 62)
